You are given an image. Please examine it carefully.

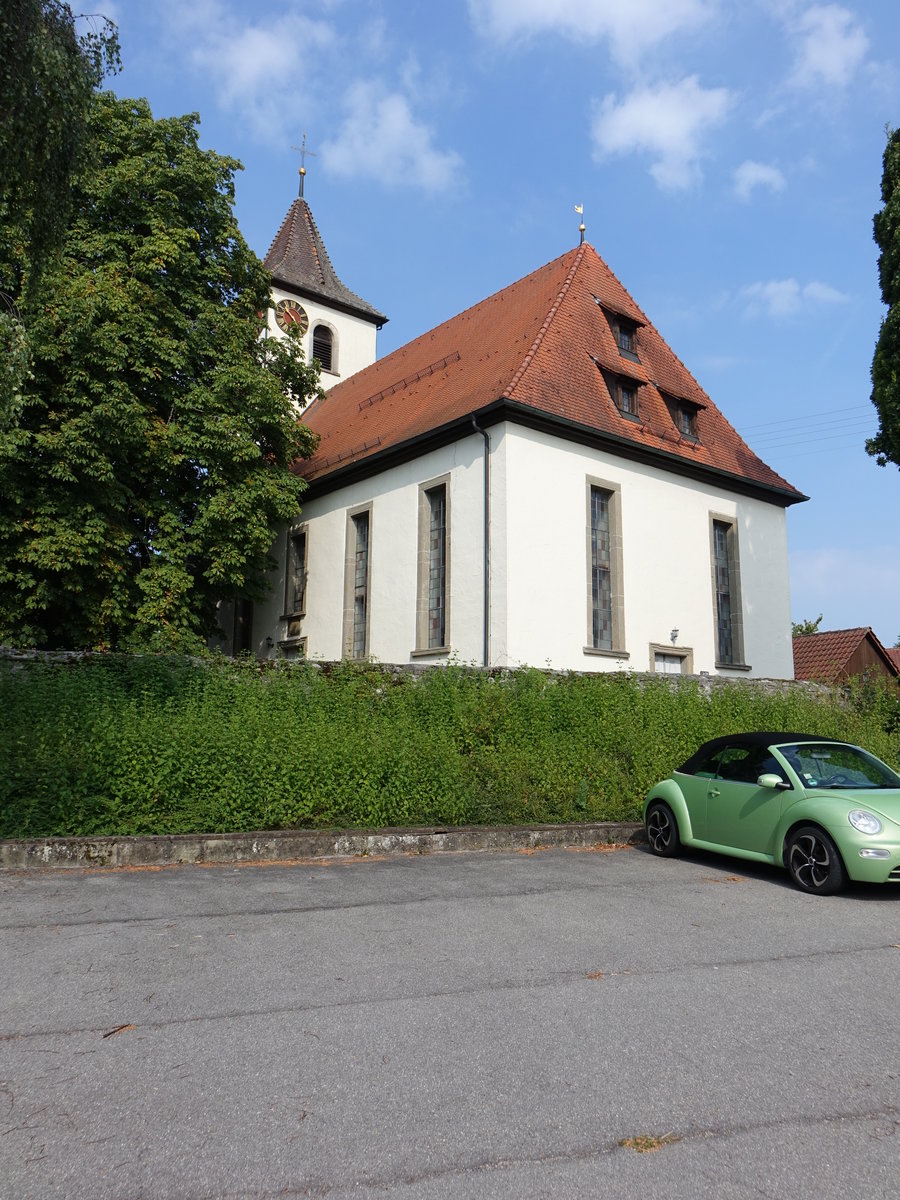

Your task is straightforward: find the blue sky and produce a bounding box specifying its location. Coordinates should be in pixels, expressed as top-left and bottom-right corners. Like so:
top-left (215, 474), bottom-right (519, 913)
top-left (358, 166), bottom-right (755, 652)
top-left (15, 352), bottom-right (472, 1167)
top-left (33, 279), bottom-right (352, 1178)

top-left (102, 0), bottom-right (898, 647)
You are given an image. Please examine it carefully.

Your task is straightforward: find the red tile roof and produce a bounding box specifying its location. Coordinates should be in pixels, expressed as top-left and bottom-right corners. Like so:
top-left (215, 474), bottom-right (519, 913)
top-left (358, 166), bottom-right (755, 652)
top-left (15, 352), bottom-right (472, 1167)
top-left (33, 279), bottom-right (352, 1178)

top-left (793, 627), bottom-right (867, 680)
top-left (296, 242), bottom-right (805, 504)
top-left (793, 627), bottom-right (899, 681)
top-left (265, 198), bottom-right (386, 326)
top-left (886, 647), bottom-right (900, 672)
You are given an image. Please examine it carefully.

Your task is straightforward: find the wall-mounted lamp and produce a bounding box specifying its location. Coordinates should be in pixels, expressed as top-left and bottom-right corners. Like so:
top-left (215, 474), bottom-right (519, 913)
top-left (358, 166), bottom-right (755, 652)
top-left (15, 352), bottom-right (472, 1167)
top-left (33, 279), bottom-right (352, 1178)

top-left (670, 628), bottom-right (679, 645)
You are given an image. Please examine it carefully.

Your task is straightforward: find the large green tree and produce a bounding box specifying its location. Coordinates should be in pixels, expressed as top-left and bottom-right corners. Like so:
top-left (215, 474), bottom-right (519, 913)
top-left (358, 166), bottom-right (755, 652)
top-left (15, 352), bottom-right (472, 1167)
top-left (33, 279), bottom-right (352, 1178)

top-left (869, 127), bottom-right (900, 469)
top-left (0, 92), bottom-right (320, 651)
top-left (1, 1), bottom-right (119, 287)
top-left (1, 2), bottom-right (119, 415)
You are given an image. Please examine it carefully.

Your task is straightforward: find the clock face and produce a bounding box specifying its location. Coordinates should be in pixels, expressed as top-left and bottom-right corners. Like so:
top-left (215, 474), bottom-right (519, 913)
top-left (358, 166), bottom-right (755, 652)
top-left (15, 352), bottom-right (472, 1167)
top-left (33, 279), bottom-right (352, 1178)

top-left (274, 299), bottom-right (309, 335)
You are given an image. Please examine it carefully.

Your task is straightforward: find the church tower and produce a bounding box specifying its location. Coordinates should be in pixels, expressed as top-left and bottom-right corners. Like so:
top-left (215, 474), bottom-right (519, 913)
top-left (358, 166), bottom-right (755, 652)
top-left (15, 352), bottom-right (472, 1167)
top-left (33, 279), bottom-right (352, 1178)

top-left (263, 159), bottom-right (387, 388)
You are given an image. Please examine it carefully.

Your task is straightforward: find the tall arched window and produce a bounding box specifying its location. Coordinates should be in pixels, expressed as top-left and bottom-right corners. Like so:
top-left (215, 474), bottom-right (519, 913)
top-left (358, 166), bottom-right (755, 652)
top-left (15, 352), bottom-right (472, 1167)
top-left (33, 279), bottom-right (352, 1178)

top-left (312, 324), bottom-right (334, 372)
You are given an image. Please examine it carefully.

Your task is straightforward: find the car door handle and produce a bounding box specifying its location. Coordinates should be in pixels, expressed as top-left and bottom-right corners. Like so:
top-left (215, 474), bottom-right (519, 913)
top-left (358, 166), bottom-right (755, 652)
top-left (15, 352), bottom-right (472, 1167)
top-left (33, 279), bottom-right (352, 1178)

top-left (709, 788), bottom-right (720, 797)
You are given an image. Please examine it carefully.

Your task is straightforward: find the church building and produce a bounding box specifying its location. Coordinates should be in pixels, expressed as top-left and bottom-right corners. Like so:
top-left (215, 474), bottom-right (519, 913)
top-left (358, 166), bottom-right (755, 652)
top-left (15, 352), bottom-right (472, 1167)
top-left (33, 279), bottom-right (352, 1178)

top-left (221, 177), bottom-right (806, 678)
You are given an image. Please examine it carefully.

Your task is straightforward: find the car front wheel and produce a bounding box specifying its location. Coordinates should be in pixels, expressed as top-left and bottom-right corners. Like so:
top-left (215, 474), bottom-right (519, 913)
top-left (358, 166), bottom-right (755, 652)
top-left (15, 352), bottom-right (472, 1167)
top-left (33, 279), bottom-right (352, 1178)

top-left (785, 825), bottom-right (846, 895)
top-left (646, 801), bottom-right (681, 857)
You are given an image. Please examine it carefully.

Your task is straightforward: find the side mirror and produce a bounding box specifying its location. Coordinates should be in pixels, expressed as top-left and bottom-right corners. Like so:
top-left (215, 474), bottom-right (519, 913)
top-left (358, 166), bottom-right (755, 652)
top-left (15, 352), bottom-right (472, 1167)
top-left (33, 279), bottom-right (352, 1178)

top-left (758, 773), bottom-right (790, 790)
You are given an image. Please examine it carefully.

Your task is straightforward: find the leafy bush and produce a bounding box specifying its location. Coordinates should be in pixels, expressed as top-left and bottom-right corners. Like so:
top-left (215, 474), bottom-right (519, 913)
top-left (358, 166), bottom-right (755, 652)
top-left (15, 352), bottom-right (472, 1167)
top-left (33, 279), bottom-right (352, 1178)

top-left (0, 655), bottom-right (897, 838)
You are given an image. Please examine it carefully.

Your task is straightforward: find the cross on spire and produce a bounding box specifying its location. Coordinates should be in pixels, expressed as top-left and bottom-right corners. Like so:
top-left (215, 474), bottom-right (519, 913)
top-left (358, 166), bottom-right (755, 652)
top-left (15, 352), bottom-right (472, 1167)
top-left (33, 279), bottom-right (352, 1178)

top-left (291, 132), bottom-right (317, 198)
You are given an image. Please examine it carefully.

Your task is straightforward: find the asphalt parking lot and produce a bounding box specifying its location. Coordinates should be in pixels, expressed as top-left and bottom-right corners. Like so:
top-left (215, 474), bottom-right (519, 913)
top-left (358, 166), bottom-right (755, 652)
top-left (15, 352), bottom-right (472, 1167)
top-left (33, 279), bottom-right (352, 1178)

top-left (1, 844), bottom-right (898, 1199)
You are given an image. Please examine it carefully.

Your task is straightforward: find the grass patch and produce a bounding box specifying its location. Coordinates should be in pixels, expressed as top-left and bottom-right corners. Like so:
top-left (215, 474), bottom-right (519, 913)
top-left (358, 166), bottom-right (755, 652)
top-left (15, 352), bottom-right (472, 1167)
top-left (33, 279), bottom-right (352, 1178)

top-left (1, 655), bottom-right (897, 839)
top-left (618, 1133), bottom-right (681, 1153)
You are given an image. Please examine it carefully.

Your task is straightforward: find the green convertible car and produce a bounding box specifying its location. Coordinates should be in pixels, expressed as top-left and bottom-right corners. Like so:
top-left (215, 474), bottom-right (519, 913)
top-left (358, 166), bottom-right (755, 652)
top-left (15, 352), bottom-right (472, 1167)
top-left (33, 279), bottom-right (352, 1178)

top-left (643, 732), bottom-right (900, 895)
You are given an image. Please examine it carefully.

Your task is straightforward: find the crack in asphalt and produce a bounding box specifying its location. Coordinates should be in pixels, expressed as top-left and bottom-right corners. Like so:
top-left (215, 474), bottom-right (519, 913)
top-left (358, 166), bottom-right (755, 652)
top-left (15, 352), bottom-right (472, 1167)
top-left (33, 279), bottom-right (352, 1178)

top-left (0, 939), bottom-right (894, 1044)
top-left (45, 1103), bottom-right (898, 1200)
top-left (0, 878), bottom-right (653, 932)
top-left (287, 1104), bottom-right (900, 1200)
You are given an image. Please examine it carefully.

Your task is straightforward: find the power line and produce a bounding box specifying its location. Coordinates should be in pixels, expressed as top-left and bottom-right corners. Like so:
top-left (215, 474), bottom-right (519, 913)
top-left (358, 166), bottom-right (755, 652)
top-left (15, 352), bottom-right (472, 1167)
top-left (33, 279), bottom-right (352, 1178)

top-left (751, 426), bottom-right (873, 453)
top-left (740, 403), bottom-right (871, 433)
top-left (752, 442), bottom-right (869, 464)
top-left (749, 422), bottom-right (874, 451)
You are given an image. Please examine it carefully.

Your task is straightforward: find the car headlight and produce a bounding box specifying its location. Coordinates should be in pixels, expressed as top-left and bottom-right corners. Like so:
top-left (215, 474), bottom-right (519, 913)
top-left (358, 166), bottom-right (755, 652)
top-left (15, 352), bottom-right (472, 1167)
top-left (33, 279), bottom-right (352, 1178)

top-left (848, 810), bottom-right (883, 835)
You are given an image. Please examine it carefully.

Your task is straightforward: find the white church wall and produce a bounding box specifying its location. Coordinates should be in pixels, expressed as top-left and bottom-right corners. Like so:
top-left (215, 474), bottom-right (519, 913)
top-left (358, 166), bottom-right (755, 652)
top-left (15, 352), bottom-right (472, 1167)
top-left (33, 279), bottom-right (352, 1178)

top-left (734, 496), bottom-right (796, 679)
top-left (258, 435), bottom-right (489, 664)
top-left (501, 425), bottom-right (794, 678)
top-left (247, 423), bottom-right (793, 678)
top-left (268, 285), bottom-right (379, 390)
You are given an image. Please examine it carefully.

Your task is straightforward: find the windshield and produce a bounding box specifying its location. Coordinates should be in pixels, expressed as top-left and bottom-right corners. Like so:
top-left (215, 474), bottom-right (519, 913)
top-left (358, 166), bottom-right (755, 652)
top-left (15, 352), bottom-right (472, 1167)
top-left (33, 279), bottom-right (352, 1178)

top-left (776, 743), bottom-right (900, 790)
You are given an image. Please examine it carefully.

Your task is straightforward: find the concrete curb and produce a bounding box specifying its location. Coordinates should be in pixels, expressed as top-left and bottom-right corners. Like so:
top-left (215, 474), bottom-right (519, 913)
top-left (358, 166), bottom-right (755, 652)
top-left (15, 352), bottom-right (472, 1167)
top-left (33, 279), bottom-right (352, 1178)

top-left (0, 822), bottom-right (647, 871)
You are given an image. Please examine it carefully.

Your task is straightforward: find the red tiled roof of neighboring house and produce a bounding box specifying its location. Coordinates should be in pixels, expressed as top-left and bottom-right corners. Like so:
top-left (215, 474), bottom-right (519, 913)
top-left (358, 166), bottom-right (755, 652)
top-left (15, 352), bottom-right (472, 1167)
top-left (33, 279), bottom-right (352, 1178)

top-left (296, 242), bottom-right (806, 504)
top-left (264, 198), bottom-right (387, 326)
top-left (792, 627), bottom-right (899, 681)
top-left (793, 627), bottom-right (868, 680)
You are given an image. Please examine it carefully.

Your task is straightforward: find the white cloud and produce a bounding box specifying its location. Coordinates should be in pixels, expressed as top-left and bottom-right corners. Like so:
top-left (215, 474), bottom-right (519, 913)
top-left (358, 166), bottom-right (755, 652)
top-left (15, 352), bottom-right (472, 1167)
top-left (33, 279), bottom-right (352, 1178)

top-left (152, 1), bottom-right (461, 191)
top-left (733, 160), bottom-right (786, 202)
top-left (741, 278), bottom-right (849, 317)
top-left (591, 77), bottom-right (731, 191)
top-left (467, 0), bottom-right (714, 63)
top-left (192, 18), bottom-right (334, 110)
top-left (321, 82), bottom-right (463, 192)
top-left (788, 4), bottom-right (869, 90)
top-left (157, 1), bottom-right (336, 143)
top-left (802, 280), bottom-right (850, 304)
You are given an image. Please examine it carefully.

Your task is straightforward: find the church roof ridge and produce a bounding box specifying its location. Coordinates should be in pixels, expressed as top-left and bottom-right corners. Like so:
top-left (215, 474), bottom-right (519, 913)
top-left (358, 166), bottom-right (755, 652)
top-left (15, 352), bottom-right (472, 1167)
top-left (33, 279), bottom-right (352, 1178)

top-left (263, 197), bottom-right (386, 326)
top-left (505, 243), bottom-right (587, 399)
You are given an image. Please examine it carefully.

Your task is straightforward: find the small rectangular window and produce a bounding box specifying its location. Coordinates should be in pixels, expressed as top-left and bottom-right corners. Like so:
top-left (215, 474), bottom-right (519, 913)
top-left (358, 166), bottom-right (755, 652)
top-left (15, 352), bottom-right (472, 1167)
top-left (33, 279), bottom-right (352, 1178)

top-left (649, 643), bottom-right (694, 675)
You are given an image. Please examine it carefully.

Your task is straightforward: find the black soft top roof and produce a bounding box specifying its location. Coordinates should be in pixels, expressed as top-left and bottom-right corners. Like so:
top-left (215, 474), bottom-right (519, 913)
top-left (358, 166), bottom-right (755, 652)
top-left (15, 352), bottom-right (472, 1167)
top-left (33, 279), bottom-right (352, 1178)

top-left (677, 732), bottom-right (854, 775)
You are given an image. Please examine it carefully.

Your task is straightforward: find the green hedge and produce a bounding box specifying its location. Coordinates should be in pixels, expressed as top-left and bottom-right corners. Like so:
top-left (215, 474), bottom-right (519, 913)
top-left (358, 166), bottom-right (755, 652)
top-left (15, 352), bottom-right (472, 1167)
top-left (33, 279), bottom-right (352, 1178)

top-left (1, 655), bottom-right (898, 838)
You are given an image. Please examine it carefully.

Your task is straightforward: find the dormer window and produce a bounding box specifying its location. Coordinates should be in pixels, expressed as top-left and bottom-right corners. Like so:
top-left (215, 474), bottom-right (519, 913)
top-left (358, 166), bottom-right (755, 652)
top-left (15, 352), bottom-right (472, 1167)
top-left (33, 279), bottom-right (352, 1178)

top-left (595, 301), bottom-right (641, 363)
top-left (662, 392), bottom-right (700, 441)
top-left (678, 406), bottom-right (697, 438)
top-left (593, 359), bottom-right (642, 421)
top-left (619, 380), bottom-right (638, 417)
top-left (614, 317), bottom-right (638, 360)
